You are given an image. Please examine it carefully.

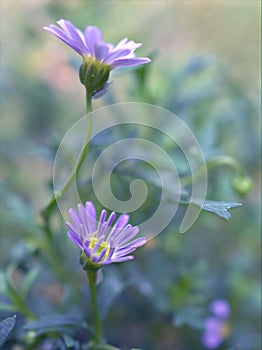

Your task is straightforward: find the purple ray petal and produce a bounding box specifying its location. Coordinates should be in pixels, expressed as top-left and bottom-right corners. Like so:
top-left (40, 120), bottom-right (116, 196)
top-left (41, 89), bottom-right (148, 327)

top-left (69, 208), bottom-right (81, 230)
top-left (78, 204), bottom-right (90, 235)
top-left (110, 256), bottom-right (134, 263)
top-left (68, 231), bottom-right (83, 249)
top-left (94, 247), bottom-right (108, 263)
top-left (85, 201), bottom-right (97, 232)
top-left (114, 246), bottom-right (136, 258)
top-left (119, 237), bottom-right (147, 251)
top-left (112, 57), bottom-right (151, 68)
top-left (103, 49), bottom-right (132, 64)
top-left (113, 226), bottom-right (140, 246)
top-left (97, 209), bottom-right (107, 237)
top-left (114, 37), bottom-right (128, 49)
top-left (84, 26), bottom-right (103, 56)
top-left (101, 212), bottom-right (116, 237)
top-left (65, 220), bottom-right (78, 233)
top-left (94, 44), bottom-right (111, 61)
top-left (57, 19), bottom-right (89, 55)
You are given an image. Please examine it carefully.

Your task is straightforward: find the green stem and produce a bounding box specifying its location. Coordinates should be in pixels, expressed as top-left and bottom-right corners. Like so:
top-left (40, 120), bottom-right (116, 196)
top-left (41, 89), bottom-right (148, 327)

top-left (41, 89), bottom-right (93, 223)
top-left (181, 155), bottom-right (245, 187)
top-left (87, 269), bottom-right (103, 344)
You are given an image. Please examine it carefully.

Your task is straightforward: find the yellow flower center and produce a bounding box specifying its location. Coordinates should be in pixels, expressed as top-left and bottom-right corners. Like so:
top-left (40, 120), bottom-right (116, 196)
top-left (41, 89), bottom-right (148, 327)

top-left (221, 323), bottom-right (230, 338)
top-left (89, 237), bottom-right (110, 261)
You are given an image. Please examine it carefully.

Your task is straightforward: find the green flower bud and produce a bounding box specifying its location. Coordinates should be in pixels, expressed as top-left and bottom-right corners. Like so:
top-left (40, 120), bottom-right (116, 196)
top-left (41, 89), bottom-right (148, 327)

top-left (232, 175), bottom-right (253, 196)
top-left (79, 55), bottom-right (110, 94)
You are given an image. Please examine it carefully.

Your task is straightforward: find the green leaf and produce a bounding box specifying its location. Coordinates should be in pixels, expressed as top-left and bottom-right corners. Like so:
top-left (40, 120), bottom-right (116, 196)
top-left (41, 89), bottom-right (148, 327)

top-left (0, 303), bottom-right (17, 312)
top-left (173, 306), bottom-right (204, 329)
top-left (24, 314), bottom-right (85, 331)
top-left (62, 334), bottom-right (80, 348)
top-left (201, 200), bottom-right (242, 219)
top-left (180, 198), bottom-right (241, 220)
top-left (89, 345), bottom-right (121, 350)
top-left (0, 271), bottom-right (7, 294)
top-left (0, 315), bottom-right (16, 347)
top-left (21, 268), bottom-right (39, 297)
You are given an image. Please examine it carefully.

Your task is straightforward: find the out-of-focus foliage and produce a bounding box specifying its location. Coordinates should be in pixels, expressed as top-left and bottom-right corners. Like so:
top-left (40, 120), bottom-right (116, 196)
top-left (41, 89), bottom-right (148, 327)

top-left (0, 1), bottom-right (260, 350)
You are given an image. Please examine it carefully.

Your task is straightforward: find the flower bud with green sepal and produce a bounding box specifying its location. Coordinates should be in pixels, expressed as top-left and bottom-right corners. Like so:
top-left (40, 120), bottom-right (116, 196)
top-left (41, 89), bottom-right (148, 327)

top-left (232, 175), bottom-right (253, 196)
top-left (79, 55), bottom-right (110, 95)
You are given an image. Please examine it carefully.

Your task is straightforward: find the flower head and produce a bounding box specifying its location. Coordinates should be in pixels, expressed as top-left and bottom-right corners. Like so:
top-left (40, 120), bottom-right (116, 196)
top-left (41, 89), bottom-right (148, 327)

top-left (66, 201), bottom-right (147, 270)
top-left (44, 20), bottom-right (151, 95)
top-left (201, 299), bottom-right (231, 349)
top-left (209, 299), bottom-right (231, 319)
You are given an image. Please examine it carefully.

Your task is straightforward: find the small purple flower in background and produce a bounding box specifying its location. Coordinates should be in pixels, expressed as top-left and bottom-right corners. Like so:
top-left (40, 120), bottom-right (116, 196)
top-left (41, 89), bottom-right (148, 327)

top-left (202, 299), bottom-right (231, 349)
top-left (44, 19), bottom-right (151, 96)
top-left (66, 201), bottom-right (147, 270)
top-left (209, 299), bottom-right (230, 319)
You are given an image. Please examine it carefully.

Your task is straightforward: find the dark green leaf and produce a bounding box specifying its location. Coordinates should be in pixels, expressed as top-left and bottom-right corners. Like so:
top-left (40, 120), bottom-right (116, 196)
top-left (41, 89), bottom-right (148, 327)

top-left (24, 314), bottom-right (85, 331)
top-left (180, 198), bottom-right (242, 220)
top-left (21, 267), bottom-right (39, 296)
top-left (201, 200), bottom-right (242, 219)
top-left (173, 306), bottom-right (204, 329)
top-left (0, 315), bottom-right (16, 347)
top-left (89, 345), bottom-right (121, 350)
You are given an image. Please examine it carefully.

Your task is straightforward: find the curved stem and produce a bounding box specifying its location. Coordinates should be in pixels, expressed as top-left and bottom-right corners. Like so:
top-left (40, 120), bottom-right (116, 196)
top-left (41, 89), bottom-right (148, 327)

top-left (181, 155), bottom-right (245, 187)
top-left (41, 89), bottom-right (93, 223)
top-left (87, 269), bottom-right (103, 344)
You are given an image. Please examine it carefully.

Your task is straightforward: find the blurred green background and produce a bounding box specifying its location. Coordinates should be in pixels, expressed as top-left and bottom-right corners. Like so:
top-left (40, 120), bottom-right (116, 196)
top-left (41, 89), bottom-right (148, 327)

top-left (0, 1), bottom-right (261, 350)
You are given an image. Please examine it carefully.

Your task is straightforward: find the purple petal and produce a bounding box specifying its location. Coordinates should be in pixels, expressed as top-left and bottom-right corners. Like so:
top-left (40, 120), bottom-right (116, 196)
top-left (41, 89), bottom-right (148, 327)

top-left (92, 247), bottom-right (108, 263)
top-left (68, 231), bottom-right (83, 250)
top-left (110, 256), bottom-right (134, 263)
top-left (97, 209), bottom-right (107, 237)
top-left (44, 21), bottom-right (87, 56)
top-left (57, 19), bottom-right (88, 55)
top-left (114, 246), bottom-right (136, 258)
top-left (69, 208), bottom-right (81, 230)
top-left (103, 49), bottom-right (132, 64)
top-left (114, 214), bottom-right (130, 229)
top-left (100, 212), bottom-right (116, 237)
top-left (113, 226), bottom-right (140, 246)
top-left (94, 44), bottom-right (111, 61)
top-left (110, 224), bottom-right (132, 243)
top-left (114, 37), bottom-right (128, 49)
top-left (112, 57), bottom-right (151, 68)
top-left (83, 240), bottom-right (92, 258)
top-left (114, 38), bottom-right (142, 51)
top-left (90, 236), bottom-right (105, 255)
top-left (210, 300), bottom-right (230, 319)
top-left (202, 317), bottom-right (224, 349)
top-left (85, 201), bottom-right (97, 233)
top-left (122, 237), bottom-right (147, 249)
top-left (107, 214), bottom-right (130, 241)
top-left (43, 26), bottom-right (77, 49)
top-left (84, 26), bottom-right (103, 56)
top-left (102, 247), bottom-right (115, 264)
top-left (77, 204), bottom-right (90, 235)
top-left (65, 220), bottom-right (78, 233)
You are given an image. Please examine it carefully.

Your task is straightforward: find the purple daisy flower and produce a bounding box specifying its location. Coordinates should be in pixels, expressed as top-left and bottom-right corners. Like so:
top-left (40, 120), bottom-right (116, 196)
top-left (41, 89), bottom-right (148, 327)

top-left (44, 19), bottom-right (150, 68)
top-left (202, 317), bottom-right (225, 349)
top-left (202, 299), bottom-right (231, 349)
top-left (210, 299), bottom-right (231, 319)
top-left (65, 201), bottom-right (147, 269)
top-left (43, 19), bottom-right (151, 95)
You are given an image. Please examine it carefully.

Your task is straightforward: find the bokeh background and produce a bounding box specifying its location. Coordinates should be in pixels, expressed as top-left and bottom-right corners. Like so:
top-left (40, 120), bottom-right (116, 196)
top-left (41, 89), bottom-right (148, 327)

top-left (0, 1), bottom-right (261, 350)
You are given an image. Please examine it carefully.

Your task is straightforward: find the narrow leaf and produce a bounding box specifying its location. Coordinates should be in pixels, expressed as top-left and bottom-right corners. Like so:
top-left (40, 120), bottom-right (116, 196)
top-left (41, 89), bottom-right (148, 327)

top-left (180, 198), bottom-right (242, 220)
top-left (0, 315), bottom-right (16, 347)
top-left (201, 200), bottom-right (242, 219)
top-left (24, 314), bottom-right (84, 331)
